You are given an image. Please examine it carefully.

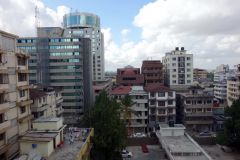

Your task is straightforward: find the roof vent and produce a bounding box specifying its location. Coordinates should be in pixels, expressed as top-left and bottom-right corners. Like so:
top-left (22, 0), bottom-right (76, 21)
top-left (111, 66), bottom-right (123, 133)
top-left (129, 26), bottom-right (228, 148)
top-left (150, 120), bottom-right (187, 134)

top-left (175, 47), bottom-right (179, 51)
top-left (181, 47), bottom-right (184, 50)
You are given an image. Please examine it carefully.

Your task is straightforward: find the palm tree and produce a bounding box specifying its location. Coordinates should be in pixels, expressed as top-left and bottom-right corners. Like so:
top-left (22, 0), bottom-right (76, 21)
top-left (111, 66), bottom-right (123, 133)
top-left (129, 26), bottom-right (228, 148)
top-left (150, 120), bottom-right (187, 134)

top-left (119, 93), bottom-right (139, 124)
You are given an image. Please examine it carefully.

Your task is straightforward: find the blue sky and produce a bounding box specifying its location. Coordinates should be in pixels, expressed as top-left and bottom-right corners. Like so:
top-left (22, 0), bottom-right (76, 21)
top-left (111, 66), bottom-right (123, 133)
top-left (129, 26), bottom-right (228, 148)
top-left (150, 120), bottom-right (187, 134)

top-left (0, 0), bottom-right (239, 71)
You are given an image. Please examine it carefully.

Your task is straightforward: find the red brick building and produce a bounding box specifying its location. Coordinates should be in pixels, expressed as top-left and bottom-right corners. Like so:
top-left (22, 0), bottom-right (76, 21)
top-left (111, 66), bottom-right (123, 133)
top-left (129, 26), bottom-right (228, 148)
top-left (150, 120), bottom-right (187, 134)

top-left (141, 60), bottom-right (164, 86)
top-left (116, 68), bottom-right (144, 86)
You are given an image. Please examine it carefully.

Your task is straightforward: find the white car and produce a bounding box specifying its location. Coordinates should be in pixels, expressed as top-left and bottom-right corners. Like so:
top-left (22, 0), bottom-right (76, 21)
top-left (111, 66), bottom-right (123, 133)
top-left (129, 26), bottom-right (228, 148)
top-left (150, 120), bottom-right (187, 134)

top-left (133, 133), bottom-right (146, 137)
top-left (121, 150), bottom-right (133, 158)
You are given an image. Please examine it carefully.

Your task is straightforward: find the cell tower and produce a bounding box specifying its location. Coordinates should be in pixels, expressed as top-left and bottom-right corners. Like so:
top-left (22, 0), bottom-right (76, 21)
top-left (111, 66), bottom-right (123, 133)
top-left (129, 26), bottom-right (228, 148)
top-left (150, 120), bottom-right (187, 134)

top-left (35, 6), bottom-right (42, 87)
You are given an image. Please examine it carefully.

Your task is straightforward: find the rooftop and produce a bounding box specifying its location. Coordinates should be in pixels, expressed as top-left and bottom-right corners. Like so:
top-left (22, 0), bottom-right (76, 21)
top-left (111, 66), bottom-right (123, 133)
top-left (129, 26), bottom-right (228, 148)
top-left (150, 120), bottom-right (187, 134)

top-left (30, 89), bottom-right (48, 98)
top-left (159, 124), bottom-right (185, 129)
top-left (145, 84), bottom-right (174, 92)
top-left (19, 133), bottom-right (57, 142)
top-left (33, 117), bottom-right (62, 123)
top-left (111, 86), bottom-right (131, 95)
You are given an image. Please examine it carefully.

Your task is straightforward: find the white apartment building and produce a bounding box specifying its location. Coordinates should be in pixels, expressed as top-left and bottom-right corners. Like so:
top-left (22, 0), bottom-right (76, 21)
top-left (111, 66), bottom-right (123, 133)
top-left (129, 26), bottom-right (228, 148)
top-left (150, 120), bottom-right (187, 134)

top-left (111, 86), bottom-right (148, 134)
top-left (0, 30), bottom-right (33, 159)
top-left (216, 64), bottom-right (229, 73)
top-left (162, 47), bottom-right (193, 91)
top-left (214, 71), bottom-right (235, 82)
top-left (214, 80), bottom-right (227, 104)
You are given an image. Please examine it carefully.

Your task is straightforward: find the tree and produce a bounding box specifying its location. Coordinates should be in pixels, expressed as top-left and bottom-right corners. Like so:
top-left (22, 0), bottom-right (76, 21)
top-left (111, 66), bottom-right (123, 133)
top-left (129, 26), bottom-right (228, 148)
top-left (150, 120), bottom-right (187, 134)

top-left (216, 98), bottom-right (240, 148)
top-left (208, 84), bottom-right (215, 88)
top-left (119, 93), bottom-right (139, 124)
top-left (88, 90), bottom-right (127, 160)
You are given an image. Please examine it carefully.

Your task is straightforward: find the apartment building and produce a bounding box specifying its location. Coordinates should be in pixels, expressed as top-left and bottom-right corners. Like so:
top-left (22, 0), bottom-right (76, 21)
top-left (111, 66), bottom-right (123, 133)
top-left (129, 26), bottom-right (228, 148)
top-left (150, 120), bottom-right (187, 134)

top-left (116, 67), bottom-right (144, 86)
top-left (0, 30), bottom-right (33, 159)
top-left (227, 64), bottom-right (240, 106)
top-left (180, 86), bottom-right (214, 131)
top-left (111, 86), bottom-right (148, 134)
top-left (30, 85), bottom-right (63, 121)
top-left (141, 60), bottom-right (163, 87)
top-left (193, 68), bottom-right (207, 80)
top-left (145, 84), bottom-right (176, 132)
top-left (216, 64), bottom-right (229, 73)
top-left (214, 71), bottom-right (235, 82)
top-left (214, 80), bottom-right (227, 104)
top-left (92, 78), bottom-right (112, 102)
top-left (162, 47), bottom-right (193, 91)
top-left (17, 27), bottom-right (93, 124)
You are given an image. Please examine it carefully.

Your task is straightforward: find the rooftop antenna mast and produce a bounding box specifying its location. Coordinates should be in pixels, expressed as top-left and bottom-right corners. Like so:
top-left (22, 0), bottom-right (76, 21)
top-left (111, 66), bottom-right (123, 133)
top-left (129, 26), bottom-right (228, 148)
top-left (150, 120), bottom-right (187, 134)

top-left (35, 6), bottom-right (42, 88)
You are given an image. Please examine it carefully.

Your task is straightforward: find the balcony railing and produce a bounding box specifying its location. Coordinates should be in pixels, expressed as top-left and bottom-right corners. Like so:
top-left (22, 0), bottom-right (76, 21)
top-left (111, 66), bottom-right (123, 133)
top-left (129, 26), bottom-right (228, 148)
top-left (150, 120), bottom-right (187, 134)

top-left (185, 112), bottom-right (213, 117)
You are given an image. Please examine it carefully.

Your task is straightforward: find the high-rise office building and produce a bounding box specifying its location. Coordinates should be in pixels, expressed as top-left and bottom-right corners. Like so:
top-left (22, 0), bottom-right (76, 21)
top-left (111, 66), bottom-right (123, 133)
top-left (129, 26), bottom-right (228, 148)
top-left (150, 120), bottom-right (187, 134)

top-left (63, 12), bottom-right (105, 81)
top-left (17, 27), bottom-right (93, 126)
top-left (162, 47), bottom-right (193, 91)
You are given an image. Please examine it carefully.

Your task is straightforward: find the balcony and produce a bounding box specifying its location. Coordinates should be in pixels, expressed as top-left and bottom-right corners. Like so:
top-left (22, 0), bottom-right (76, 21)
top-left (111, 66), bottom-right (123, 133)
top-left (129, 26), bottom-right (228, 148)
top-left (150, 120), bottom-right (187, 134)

top-left (0, 120), bottom-right (11, 134)
top-left (185, 120), bottom-right (214, 125)
top-left (0, 49), bottom-right (7, 54)
top-left (16, 85), bottom-right (33, 90)
top-left (56, 109), bottom-right (64, 115)
top-left (16, 100), bottom-right (33, 107)
top-left (16, 70), bottom-right (32, 73)
top-left (235, 71), bottom-right (240, 77)
top-left (185, 104), bottom-right (213, 109)
top-left (142, 70), bottom-right (163, 74)
top-left (17, 114), bottom-right (34, 123)
top-left (185, 112), bottom-right (213, 117)
top-left (236, 81), bottom-right (240, 86)
top-left (0, 102), bottom-right (10, 114)
top-left (126, 123), bottom-right (147, 127)
top-left (145, 76), bottom-right (163, 80)
top-left (0, 143), bottom-right (12, 155)
top-left (132, 99), bottom-right (148, 103)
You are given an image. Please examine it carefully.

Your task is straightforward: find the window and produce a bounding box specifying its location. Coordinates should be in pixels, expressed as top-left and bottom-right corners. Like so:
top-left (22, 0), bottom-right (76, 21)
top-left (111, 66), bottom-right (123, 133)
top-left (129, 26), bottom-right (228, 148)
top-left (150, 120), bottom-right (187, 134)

top-left (158, 109), bottom-right (165, 114)
top-left (172, 75), bottom-right (176, 78)
top-left (187, 63), bottom-right (191, 66)
top-left (0, 133), bottom-right (4, 141)
top-left (187, 57), bottom-right (191, 60)
top-left (187, 69), bottom-right (191, 72)
top-left (186, 101), bottom-right (191, 104)
top-left (20, 106), bottom-right (26, 114)
top-left (168, 92), bottom-right (173, 97)
top-left (39, 98), bottom-right (41, 103)
top-left (158, 92), bottom-right (165, 97)
top-left (32, 112), bottom-right (38, 118)
top-left (19, 90), bottom-right (25, 97)
top-left (206, 108), bottom-right (211, 112)
top-left (168, 108), bottom-right (173, 113)
top-left (172, 80), bottom-right (176, 83)
top-left (168, 101), bottom-right (173, 105)
top-left (150, 101), bottom-right (155, 105)
top-left (186, 109), bottom-right (191, 112)
top-left (172, 57), bottom-right (176, 61)
top-left (172, 69), bottom-right (176, 72)
top-left (43, 97), bottom-right (45, 102)
top-left (158, 101), bottom-right (165, 106)
top-left (18, 73), bottom-right (27, 82)
top-left (56, 93), bottom-right (58, 97)
top-left (197, 108), bottom-right (202, 112)
top-left (40, 111), bottom-right (44, 117)
top-left (150, 116), bottom-right (155, 121)
top-left (159, 117), bottom-right (165, 122)
top-left (187, 80), bottom-right (191, 83)
top-left (172, 63), bottom-right (176, 67)
top-left (123, 77), bottom-right (136, 80)
top-left (187, 74), bottom-right (191, 78)
top-left (18, 57), bottom-right (25, 66)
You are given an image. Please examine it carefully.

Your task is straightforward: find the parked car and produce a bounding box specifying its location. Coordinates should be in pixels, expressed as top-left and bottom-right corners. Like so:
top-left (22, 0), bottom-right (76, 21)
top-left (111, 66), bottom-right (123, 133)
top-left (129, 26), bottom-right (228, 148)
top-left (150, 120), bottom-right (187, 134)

top-left (199, 131), bottom-right (211, 136)
top-left (142, 144), bottom-right (148, 152)
top-left (121, 150), bottom-right (133, 158)
top-left (150, 132), bottom-right (157, 137)
top-left (133, 133), bottom-right (146, 137)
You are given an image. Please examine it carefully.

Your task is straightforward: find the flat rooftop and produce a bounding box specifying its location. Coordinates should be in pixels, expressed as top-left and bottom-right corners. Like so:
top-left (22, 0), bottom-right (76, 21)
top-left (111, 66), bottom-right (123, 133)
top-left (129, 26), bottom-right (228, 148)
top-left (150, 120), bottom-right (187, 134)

top-left (33, 117), bottom-right (62, 122)
top-left (19, 133), bottom-right (57, 142)
top-left (160, 124), bottom-right (185, 129)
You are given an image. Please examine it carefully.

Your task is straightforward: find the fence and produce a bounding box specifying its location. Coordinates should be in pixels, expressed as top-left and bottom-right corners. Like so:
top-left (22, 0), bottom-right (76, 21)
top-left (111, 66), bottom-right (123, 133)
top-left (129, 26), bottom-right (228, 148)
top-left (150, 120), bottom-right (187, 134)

top-left (192, 137), bottom-right (216, 145)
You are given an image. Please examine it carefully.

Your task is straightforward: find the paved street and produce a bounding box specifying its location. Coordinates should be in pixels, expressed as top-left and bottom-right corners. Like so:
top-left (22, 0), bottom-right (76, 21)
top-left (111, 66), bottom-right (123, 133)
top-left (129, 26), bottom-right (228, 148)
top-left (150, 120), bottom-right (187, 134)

top-left (125, 145), bottom-right (165, 160)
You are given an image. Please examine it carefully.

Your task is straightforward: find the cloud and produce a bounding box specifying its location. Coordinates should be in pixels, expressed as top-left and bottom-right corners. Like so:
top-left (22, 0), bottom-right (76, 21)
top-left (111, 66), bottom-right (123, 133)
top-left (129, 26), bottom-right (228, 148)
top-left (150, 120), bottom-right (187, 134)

top-left (207, 59), bottom-right (212, 63)
top-left (121, 38), bottom-right (129, 42)
top-left (235, 47), bottom-right (240, 53)
top-left (0, 0), bottom-right (69, 37)
top-left (121, 29), bottom-right (131, 36)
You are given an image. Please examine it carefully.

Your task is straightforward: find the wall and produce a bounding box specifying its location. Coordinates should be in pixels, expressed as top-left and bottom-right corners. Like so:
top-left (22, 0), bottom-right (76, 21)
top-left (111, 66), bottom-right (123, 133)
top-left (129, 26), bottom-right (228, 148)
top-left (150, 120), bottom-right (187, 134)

top-left (126, 137), bottom-right (158, 146)
top-left (160, 129), bottom-right (184, 136)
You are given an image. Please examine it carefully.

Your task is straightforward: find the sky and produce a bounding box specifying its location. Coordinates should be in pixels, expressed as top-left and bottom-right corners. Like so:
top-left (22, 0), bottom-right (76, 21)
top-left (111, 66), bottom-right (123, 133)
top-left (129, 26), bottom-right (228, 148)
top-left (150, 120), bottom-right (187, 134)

top-left (0, 0), bottom-right (239, 71)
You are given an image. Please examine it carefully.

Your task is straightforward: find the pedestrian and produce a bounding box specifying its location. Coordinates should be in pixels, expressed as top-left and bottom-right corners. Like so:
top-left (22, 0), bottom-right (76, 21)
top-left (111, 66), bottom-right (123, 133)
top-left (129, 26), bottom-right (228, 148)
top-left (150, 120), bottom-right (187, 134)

top-left (76, 133), bottom-right (79, 138)
top-left (70, 136), bottom-right (74, 145)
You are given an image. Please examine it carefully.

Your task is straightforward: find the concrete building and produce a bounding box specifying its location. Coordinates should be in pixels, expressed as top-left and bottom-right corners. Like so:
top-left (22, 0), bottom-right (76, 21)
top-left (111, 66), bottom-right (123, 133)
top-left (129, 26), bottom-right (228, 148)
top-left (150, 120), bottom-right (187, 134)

top-left (145, 84), bottom-right (176, 132)
top-left (216, 64), bottom-right (229, 73)
top-left (17, 27), bottom-right (93, 125)
top-left (162, 47), bottom-right (193, 91)
top-left (141, 60), bottom-right (163, 87)
top-left (0, 30), bottom-right (33, 159)
top-left (92, 78), bottom-right (112, 103)
top-left (30, 85), bottom-right (64, 121)
top-left (193, 68), bottom-right (207, 80)
top-left (111, 86), bottom-right (148, 134)
top-left (180, 86), bottom-right (214, 131)
top-left (214, 71), bottom-right (235, 82)
top-left (116, 67), bottom-right (144, 86)
top-left (156, 124), bottom-right (212, 160)
top-left (214, 80), bottom-right (227, 104)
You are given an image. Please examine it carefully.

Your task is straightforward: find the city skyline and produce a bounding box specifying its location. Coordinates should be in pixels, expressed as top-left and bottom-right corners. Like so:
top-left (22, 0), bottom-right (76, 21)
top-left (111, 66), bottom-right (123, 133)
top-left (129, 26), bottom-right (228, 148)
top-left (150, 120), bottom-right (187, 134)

top-left (0, 0), bottom-right (239, 71)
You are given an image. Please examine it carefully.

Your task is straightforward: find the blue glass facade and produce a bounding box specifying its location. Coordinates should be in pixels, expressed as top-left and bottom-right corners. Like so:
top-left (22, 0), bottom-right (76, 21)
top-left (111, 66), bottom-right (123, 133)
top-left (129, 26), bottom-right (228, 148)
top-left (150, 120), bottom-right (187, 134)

top-left (64, 13), bottom-right (100, 27)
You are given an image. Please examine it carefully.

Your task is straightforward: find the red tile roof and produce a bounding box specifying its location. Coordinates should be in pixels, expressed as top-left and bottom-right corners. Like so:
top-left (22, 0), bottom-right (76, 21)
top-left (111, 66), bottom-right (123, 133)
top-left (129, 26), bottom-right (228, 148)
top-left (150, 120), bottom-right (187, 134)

top-left (30, 89), bottom-right (48, 98)
top-left (123, 69), bottom-right (136, 75)
top-left (145, 84), bottom-right (174, 92)
top-left (111, 86), bottom-right (131, 95)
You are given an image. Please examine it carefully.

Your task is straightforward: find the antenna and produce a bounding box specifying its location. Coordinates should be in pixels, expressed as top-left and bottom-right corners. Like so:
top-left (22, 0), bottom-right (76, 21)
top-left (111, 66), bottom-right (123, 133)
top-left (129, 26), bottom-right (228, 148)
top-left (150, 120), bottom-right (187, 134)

top-left (35, 6), bottom-right (40, 36)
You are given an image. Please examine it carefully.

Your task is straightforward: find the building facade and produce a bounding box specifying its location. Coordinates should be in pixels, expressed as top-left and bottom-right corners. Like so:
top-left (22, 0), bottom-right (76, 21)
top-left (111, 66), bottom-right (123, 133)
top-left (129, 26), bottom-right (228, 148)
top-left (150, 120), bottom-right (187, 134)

top-left (141, 60), bottom-right (163, 87)
top-left (214, 71), bottom-right (235, 82)
top-left (92, 78), bottom-right (112, 103)
top-left (30, 85), bottom-right (64, 121)
top-left (216, 64), bottom-right (229, 73)
top-left (214, 80), bottom-right (227, 104)
top-left (17, 27), bottom-right (93, 125)
top-left (111, 86), bottom-right (148, 134)
top-left (145, 84), bottom-right (176, 132)
top-left (180, 86), bottom-right (214, 131)
top-left (0, 30), bottom-right (33, 159)
top-left (162, 47), bottom-right (193, 91)
top-left (63, 12), bottom-right (105, 81)
top-left (116, 67), bottom-right (144, 86)
top-left (193, 68), bottom-right (207, 80)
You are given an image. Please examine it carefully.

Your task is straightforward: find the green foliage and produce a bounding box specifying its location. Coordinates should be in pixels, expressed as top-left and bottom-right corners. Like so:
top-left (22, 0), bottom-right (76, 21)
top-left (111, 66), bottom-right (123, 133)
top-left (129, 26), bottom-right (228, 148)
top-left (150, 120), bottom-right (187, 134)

top-left (119, 94), bottom-right (139, 123)
top-left (208, 84), bottom-right (215, 88)
top-left (216, 98), bottom-right (240, 148)
top-left (207, 72), bottom-right (214, 81)
top-left (89, 90), bottom-right (127, 160)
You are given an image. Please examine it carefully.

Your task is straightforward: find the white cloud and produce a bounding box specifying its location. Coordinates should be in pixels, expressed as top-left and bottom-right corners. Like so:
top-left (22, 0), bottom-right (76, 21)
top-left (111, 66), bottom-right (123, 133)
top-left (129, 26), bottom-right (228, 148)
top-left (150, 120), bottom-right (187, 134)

top-left (121, 29), bottom-right (131, 36)
top-left (121, 38), bottom-right (129, 42)
top-left (235, 47), bottom-right (240, 53)
top-left (207, 59), bottom-right (212, 63)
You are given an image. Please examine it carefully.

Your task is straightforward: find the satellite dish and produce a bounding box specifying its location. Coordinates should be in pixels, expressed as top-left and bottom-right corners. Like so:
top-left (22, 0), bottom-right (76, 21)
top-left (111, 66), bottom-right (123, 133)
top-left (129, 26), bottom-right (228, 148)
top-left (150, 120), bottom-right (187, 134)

top-left (27, 149), bottom-right (41, 160)
top-left (19, 155), bottom-right (28, 160)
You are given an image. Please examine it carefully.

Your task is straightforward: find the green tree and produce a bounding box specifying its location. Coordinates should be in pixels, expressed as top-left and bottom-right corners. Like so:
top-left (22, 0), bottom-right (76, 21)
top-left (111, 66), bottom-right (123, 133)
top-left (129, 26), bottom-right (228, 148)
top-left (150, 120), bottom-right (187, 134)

top-left (89, 90), bottom-right (127, 160)
top-left (216, 98), bottom-right (240, 148)
top-left (119, 93), bottom-right (139, 124)
top-left (208, 84), bottom-right (215, 88)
